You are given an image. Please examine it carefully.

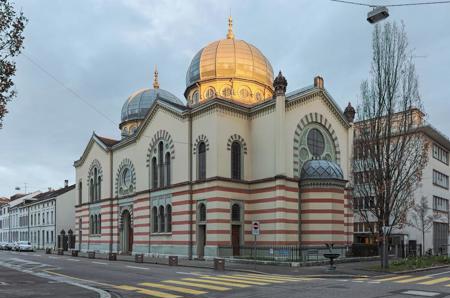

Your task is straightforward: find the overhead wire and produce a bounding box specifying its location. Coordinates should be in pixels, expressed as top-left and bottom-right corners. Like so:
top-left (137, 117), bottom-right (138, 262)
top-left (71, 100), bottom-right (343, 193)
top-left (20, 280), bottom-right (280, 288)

top-left (330, 0), bottom-right (450, 7)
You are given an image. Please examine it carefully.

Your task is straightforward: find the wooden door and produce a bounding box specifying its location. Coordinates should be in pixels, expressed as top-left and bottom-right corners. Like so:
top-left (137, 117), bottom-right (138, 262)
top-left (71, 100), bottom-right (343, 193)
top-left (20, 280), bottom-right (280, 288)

top-left (232, 225), bottom-right (241, 256)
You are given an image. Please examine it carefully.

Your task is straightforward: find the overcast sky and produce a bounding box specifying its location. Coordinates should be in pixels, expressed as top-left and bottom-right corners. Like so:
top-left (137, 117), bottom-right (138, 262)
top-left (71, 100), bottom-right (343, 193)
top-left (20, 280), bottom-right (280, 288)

top-left (1, 0), bottom-right (449, 197)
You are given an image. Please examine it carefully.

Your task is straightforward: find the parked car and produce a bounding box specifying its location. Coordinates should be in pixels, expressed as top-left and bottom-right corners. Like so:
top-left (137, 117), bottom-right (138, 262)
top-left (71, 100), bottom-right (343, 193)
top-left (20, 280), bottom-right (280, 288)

top-left (4, 242), bottom-right (14, 250)
top-left (14, 241), bottom-right (33, 252)
top-left (0, 242), bottom-right (7, 250)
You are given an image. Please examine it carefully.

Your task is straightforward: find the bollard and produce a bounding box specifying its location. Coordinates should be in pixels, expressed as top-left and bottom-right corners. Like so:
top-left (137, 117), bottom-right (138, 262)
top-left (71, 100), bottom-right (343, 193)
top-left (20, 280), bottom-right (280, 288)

top-left (88, 251), bottom-right (96, 259)
top-left (214, 258), bottom-right (225, 271)
top-left (45, 248), bottom-right (52, 254)
top-left (57, 248), bottom-right (64, 255)
top-left (71, 250), bottom-right (79, 257)
top-left (135, 253), bottom-right (144, 263)
top-left (168, 256), bottom-right (178, 266)
top-left (108, 252), bottom-right (117, 261)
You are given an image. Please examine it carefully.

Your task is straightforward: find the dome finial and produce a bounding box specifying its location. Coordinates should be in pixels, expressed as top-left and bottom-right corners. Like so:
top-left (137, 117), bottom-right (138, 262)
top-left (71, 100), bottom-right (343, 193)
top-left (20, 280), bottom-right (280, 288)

top-left (153, 65), bottom-right (160, 89)
top-left (226, 15), bottom-right (234, 39)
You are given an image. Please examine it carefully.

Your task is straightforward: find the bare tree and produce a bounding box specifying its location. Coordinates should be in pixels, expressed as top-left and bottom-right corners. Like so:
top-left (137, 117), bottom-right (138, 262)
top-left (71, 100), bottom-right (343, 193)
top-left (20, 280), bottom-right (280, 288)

top-left (0, 0), bottom-right (27, 128)
top-left (409, 196), bottom-right (441, 256)
top-left (353, 22), bottom-right (429, 269)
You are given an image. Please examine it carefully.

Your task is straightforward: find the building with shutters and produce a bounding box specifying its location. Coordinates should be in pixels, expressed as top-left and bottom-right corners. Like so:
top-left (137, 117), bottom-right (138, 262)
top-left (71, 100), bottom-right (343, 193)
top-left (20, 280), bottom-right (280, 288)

top-left (74, 17), bottom-right (355, 257)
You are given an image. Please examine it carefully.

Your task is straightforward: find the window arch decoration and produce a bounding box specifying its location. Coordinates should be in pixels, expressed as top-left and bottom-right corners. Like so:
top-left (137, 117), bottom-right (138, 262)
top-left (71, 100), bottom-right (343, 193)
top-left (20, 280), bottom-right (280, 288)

top-left (293, 113), bottom-right (341, 178)
top-left (193, 134), bottom-right (210, 155)
top-left (226, 134), bottom-right (248, 154)
top-left (87, 159), bottom-right (103, 202)
top-left (115, 159), bottom-right (136, 197)
top-left (146, 130), bottom-right (175, 167)
top-left (118, 206), bottom-right (133, 230)
top-left (198, 202), bottom-right (207, 223)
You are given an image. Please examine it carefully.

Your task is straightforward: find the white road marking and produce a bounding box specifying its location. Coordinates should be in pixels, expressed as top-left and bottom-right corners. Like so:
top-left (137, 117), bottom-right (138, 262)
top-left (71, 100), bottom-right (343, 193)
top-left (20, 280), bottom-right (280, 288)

top-left (91, 261), bottom-right (108, 265)
top-left (368, 281), bottom-right (381, 284)
top-left (401, 290), bottom-right (440, 297)
top-left (427, 270), bottom-right (450, 277)
top-left (337, 279), bottom-right (349, 282)
top-left (48, 256), bottom-right (58, 259)
top-left (66, 259), bottom-right (80, 262)
top-left (126, 265), bottom-right (149, 270)
top-left (352, 280), bottom-right (365, 283)
top-left (35, 254), bottom-right (42, 257)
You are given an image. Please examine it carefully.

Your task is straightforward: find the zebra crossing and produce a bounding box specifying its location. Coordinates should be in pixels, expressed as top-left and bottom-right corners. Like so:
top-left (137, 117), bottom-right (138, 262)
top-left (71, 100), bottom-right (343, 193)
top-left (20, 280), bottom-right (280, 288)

top-left (344, 273), bottom-right (450, 287)
top-left (115, 273), bottom-right (319, 297)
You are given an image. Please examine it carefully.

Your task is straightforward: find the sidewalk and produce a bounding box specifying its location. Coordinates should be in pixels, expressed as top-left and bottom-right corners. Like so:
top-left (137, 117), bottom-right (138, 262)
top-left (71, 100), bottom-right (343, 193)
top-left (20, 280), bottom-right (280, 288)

top-left (44, 249), bottom-right (383, 277)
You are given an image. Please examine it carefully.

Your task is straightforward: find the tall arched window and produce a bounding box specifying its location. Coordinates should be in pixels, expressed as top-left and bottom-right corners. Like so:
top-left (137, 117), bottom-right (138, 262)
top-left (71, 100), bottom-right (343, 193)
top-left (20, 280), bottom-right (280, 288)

top-left (89, 178), bottom-right (94, 202)
top-left (94, 168), bottom-right (98, 201)
top-left (98, 214), bottom-right (101, 234)
top-left (165, 152), bottom-right (171, 186)
top-left (159, 205), bottom-right (165, 232)
top-left (158, 142), bottom-right (165, 187)
top-left (90, 215), bottom-right (94, 234)
top-left (231, 141), bottom-right (242, 180)
top-left (198, 142), bottom-right (206, 180)
top-left (198, 203), bottom-right (206, 222)
top-left (151, 157), bottom-right (158, 189)
top-left (94, 214), bottom-right (98, 235)
top-left (78, 181), bottom-right (82, 205)
top-left (97, 176), bottom-right (101, 201)
top-left (152, 207), bottom-right (158, 233)
top-left (166, 205), bottom-right (172, 233)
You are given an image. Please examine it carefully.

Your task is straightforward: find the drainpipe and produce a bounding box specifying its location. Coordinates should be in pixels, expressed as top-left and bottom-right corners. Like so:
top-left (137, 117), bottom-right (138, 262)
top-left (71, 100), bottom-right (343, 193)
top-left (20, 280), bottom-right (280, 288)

top-left (188, 112), bottom-right (193, 260)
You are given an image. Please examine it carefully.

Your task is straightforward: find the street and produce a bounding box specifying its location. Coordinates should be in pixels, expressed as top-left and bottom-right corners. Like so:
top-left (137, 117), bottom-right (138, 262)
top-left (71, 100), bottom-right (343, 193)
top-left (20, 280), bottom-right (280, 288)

top-left (2, 250), bottom-right (450, 298)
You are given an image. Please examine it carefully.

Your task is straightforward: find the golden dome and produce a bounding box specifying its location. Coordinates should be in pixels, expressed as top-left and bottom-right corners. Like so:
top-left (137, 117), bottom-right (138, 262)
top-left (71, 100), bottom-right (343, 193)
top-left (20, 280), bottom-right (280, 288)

top-left (185, 17), bottom-right (274, 105)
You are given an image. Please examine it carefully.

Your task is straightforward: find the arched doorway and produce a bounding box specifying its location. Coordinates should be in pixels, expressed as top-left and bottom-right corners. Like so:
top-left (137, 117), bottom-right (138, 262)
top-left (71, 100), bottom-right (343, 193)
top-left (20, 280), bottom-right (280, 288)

top-left (231, 203), bottom-right (242, 256)
top-left (120, 210), bottom-right (133, 254)
top-left (197, 203), bottom-right (207, 259)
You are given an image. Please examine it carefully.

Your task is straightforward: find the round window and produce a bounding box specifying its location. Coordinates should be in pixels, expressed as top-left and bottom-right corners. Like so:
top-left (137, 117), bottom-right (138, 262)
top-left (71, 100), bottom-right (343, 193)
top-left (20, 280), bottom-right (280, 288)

top-left (307, 128), bottom-right (325, 157)
top-left (222, 87), bottom-right (232, 97)
top-left (205, 88), bottom-right (215, 99)
top-left (239, 88), bottom-right (250, 99)
top-left (122, 168), bottom-right (131, 187)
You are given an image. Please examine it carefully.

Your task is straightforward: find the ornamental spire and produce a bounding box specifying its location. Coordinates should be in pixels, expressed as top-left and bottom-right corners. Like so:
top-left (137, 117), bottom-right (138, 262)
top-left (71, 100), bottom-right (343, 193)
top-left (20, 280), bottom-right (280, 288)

top-left (226, 15), bottom-right (234, 39)
top-left (153, 65), bottom-right (159, 89)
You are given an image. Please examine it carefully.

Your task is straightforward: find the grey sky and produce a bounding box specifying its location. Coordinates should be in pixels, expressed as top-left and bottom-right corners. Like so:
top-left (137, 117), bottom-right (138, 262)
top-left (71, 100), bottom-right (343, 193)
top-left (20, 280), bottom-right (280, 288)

top-left (1, 0), bottom-right (449, 197)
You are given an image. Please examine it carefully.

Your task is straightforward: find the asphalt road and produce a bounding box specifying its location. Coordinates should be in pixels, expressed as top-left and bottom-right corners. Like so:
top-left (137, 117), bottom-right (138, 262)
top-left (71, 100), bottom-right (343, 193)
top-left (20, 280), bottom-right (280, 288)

top-left (2, 250), bottom-right (450, 298)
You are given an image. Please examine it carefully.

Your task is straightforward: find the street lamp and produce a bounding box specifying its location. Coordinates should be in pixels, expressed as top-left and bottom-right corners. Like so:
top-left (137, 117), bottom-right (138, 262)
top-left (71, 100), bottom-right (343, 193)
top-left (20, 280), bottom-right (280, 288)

top-left (367, 6), bottom-right (389, 24)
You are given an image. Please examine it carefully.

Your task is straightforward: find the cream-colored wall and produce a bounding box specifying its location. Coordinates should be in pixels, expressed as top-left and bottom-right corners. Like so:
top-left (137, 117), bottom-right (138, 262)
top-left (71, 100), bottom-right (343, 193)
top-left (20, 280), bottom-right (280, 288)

top-left (285, 96), bottom-right (351, 179)
top-left (250, 109), bottom-right (276, 180)
top-left (75, 142), bottom-right (112, 203)
top-left (117, 107), bottom-right (189, 193)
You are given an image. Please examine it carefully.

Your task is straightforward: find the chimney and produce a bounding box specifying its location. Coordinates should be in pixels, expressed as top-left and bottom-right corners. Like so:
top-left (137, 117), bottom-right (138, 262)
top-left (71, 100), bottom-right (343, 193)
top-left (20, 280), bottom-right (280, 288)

top-left (314, 76), bottom-right (324, 89)
top-left (64, 180), bottom-right (69, 188)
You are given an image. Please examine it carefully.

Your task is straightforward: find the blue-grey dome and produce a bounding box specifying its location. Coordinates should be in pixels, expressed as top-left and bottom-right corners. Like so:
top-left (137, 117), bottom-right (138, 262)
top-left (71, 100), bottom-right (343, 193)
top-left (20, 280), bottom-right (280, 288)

top-left (121, 88), bottom-right (183, 123)
top-left (300, 160), bottom-right (344, 180)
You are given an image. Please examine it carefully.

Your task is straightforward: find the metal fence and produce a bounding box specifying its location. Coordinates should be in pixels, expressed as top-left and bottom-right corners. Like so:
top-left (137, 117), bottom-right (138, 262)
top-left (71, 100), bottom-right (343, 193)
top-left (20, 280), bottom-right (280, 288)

top-left (217, 245), bottom-right (348, 262)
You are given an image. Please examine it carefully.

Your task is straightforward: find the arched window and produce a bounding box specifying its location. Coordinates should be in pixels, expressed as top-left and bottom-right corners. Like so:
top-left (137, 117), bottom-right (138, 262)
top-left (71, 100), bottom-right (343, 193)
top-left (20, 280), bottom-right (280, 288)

top-left (231, 204), bottom-right (241, 222)
top-left (78, 181), bottom-right (82, 205)
top-left (151, 157), bottom-right (158, 189)
top-left (152, 207), bottom-right (158, 233)
top-left (198, 203), bottom-right (206, 222)
top-left (165, 152), bottom-right (171, 186)
top-left (166, 205), bottom-right (172, 233)
top-left (198, 142), bottom-right (206, 180)
top-left (89, 178), bottom-right (94, 202)
top-left (192, 90), bottom-right (199, 104)
top-left (98, 214), bottom-right (101, 234)
top-left (158, 142), bottom-right (165, 187)
top-left (94, 214), bottom-right (97, 235)
top-left (231, 141), bottom-right (242, 180)
top-left (159, 205), bottom-right (165, 232)
top-left (94, 168), bottom-right (98, 201)
top-left (97, 175), bottom-right (101, 201)
top-left (90, 215), bottom-right (94, 234)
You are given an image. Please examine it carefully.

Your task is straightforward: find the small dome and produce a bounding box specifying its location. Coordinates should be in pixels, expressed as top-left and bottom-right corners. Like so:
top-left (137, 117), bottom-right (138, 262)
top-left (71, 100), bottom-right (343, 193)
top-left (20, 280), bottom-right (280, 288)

top-left (300, 160), bottom-right (344, 180)
top-left (121, 88), bottom-right (182, 124)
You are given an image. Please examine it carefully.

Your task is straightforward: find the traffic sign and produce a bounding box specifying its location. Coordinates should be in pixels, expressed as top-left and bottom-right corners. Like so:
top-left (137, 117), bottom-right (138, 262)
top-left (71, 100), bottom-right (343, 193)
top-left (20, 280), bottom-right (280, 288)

top-left (252, 221), bottom-right (260, 235)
